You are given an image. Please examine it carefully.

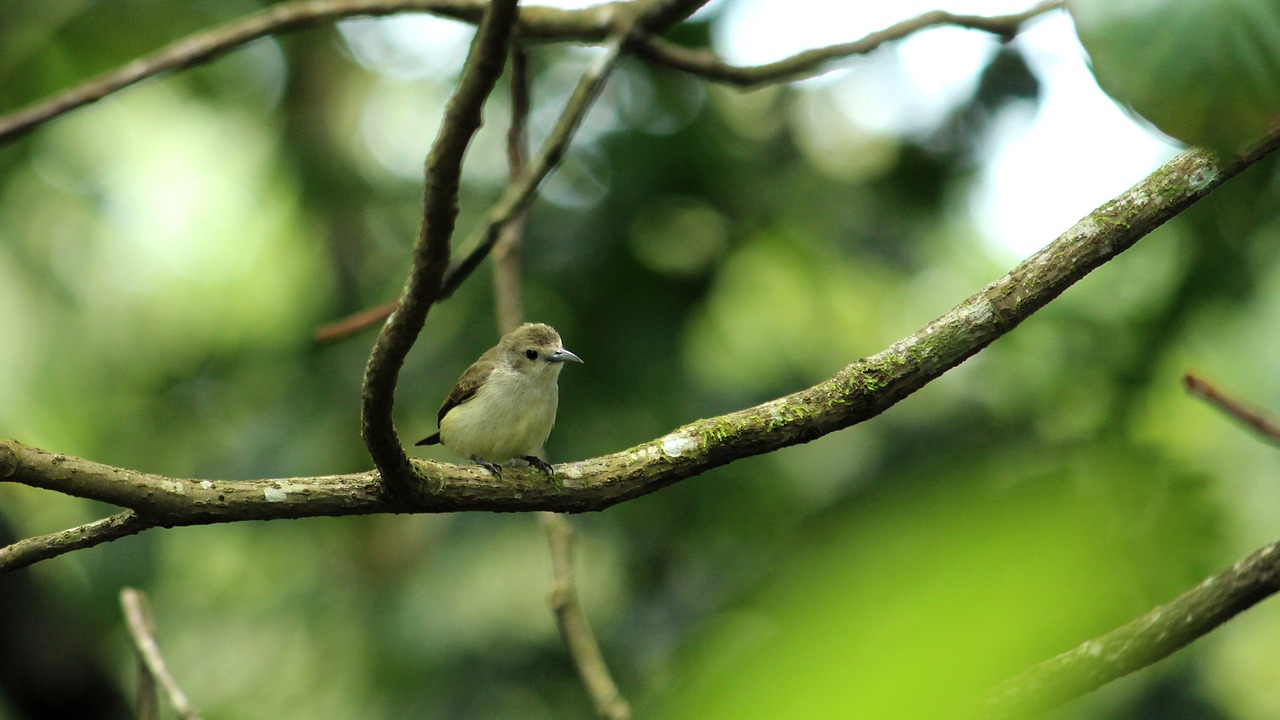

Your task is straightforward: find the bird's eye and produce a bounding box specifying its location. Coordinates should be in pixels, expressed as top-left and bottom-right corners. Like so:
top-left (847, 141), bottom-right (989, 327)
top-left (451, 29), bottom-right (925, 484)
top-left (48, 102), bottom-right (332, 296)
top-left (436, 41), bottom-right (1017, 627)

top-left (525, 349), bottom-right (538, 360)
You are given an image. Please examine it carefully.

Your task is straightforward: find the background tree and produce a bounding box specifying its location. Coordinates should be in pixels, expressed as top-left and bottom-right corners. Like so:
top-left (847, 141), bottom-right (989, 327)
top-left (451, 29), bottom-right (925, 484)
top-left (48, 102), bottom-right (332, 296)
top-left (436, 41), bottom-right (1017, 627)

top-left (3, 1), bottom-right (1280, 719)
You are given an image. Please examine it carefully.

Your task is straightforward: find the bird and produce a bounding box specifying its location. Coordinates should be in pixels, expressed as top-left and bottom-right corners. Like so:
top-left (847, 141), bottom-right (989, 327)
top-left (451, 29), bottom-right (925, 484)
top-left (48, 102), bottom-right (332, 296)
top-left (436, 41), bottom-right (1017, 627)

top-left (415, 322), bottom-right (582, 477)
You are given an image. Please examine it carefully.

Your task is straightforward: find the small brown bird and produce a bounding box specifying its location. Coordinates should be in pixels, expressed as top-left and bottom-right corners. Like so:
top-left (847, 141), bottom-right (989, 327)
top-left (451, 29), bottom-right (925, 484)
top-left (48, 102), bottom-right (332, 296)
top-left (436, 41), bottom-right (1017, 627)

top-left (415, 323), bottom-right (581, 476)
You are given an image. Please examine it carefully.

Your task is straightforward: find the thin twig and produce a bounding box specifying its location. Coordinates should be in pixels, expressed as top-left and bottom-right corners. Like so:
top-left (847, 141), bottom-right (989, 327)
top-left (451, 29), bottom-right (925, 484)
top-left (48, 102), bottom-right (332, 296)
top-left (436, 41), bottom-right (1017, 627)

top-left (438, 29), bottom-right (625, 299)
top-left (0, 511), bottom-right (152, 572)
top-left (314, 299), bottom-right (399, 344)
top-left (439, 0), bottom-right (707, 300)
top-left (312, 0), bottom-right (1060, 342)
top-left (360, 0), bottom-right (521, 493)
top-left (980, 538), bottom-right (1280, 718)
top-left (492, 45), bottom-right (630, 719)
top-left (492, 42), bottom-right (531, 336)
top-left (316, 22), bottom-right (634, 343)
top-left (542, 513), bottom-right (631, 720)
top-left (135, 644), bottom-right (160, 720)
top-left (632, 1), bottom-right (1061, 87)
top-left (1184, 373), bottom-right (1280, 446)
top-left (121, 588), bottom-right (203, 720)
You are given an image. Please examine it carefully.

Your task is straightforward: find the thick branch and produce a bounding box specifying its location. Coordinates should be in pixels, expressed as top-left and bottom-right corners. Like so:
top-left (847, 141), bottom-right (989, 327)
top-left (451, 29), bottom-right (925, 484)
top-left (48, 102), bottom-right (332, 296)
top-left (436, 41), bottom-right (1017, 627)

top-left (6, 136), bottom-right (1277, 572)
top-left (360, 0), bottom-right (520, 491)
top-left (633, 1), bottom-right (1061, 87)
top-left (980, 539), bottom-right (1280, 718)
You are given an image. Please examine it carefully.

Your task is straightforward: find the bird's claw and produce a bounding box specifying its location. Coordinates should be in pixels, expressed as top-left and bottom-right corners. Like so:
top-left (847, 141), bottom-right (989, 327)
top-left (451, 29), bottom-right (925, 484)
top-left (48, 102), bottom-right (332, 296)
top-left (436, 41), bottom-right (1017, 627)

top-left (471, 456), bottom-right (503, 478)
top-left (522, 455), bottom-right (555, 478)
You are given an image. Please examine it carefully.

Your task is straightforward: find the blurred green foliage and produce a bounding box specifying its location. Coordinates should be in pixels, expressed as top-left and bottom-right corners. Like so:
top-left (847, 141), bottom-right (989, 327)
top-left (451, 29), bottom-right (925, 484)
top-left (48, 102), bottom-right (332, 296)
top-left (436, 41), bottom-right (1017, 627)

top-left (2, 3), bottom-right (1280, 719)
top-left (1070, 0), bottom-right (1280, 157)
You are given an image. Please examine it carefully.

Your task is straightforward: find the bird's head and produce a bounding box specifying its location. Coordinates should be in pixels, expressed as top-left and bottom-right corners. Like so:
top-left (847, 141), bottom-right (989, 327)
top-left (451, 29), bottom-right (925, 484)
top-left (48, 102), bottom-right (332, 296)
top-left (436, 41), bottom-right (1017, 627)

top-left (500, 322), bottom-right (582, 378)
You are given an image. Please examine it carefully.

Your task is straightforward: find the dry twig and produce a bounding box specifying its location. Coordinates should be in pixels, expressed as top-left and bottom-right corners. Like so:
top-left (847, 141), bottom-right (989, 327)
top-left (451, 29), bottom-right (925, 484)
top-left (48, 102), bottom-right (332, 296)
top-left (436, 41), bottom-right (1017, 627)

top-left (633, 1), bottom-right (1061, 87)
top-left (311, 0), bottom-right (1061, 341)
top-left (121, 588), bottom-right (203, 720)
top-left (1184, 373), bottom-right (1280, 446)
top-left (543, 513), bottom-right (631, 720)
top-left (486, 43), bottom-right (630, 718)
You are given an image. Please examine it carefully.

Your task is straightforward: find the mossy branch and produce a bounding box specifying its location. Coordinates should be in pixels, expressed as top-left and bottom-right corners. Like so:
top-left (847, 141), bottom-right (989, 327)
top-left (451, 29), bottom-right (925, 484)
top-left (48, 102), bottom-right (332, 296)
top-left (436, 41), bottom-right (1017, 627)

top-left (7, 136), bottom-right (1278, 574)
top-left (980, 538), bottom-right (1280, 718)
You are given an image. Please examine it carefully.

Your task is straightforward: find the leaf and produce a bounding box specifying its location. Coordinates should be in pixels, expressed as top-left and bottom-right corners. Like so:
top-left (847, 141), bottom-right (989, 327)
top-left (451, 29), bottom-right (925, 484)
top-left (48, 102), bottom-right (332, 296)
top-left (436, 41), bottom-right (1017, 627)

top-left (1068, 0), bottom-right (1280, 156)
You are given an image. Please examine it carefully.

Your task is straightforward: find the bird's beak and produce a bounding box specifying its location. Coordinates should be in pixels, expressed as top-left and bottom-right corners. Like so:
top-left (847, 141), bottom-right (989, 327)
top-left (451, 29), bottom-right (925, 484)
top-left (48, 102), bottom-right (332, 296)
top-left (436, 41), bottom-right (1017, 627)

top-left (547, 348), bottom-right (583, 364)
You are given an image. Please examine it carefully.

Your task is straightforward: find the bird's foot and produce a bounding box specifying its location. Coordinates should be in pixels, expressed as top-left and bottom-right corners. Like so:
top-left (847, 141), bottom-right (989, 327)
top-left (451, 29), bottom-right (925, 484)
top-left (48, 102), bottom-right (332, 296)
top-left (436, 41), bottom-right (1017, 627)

top-left (521, 455), bottom-right (555, 478)
top-left (471, 456), bottom-right (503, 478)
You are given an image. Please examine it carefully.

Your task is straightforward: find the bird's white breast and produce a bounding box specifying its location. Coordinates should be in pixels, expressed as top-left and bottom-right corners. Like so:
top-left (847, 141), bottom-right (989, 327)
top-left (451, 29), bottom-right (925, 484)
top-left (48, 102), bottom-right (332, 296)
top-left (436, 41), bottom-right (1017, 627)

top-left (438, 365), bottom-right (560, 463)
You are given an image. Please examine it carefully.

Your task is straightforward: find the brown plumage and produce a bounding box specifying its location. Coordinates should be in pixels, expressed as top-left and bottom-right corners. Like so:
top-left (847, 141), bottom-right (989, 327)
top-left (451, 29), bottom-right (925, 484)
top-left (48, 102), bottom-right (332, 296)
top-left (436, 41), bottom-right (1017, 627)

top-left (414, 323), bottom-right (581, 475)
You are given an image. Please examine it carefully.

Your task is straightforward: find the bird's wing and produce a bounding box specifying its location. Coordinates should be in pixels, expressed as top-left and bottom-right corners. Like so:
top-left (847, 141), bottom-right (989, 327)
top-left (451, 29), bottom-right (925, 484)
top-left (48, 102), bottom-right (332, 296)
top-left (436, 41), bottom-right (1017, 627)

top-left (437, 351), bottom-right (496, 425)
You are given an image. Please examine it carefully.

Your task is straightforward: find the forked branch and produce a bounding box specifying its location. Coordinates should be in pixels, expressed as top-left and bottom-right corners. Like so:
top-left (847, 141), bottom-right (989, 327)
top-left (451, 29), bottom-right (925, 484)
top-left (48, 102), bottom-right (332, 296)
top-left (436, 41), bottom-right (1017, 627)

top-left (6, 135), bottom-right (1276, 573)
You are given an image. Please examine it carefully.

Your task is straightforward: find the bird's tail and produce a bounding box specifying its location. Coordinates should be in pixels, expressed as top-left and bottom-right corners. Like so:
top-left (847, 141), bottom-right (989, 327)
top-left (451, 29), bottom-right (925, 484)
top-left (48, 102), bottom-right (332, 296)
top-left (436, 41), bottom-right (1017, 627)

top-left (414, 432), bottom-right (441, 447)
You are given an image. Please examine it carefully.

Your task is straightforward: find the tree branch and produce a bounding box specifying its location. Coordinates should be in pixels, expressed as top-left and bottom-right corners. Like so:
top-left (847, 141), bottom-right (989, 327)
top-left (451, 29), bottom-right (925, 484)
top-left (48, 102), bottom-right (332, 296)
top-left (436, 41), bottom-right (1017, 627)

top-left (0, 0), bottom-right (626, 145)
top-left (435, 23), bottom-right (630, 300)
top-left (1184, 373), bottom-right (1280, 446)
top-left (121, 588), bottom-right (203, 720)
top-left (492, 42), bottom-right (532, 336)
top-left (1, 0), bottom-right (1059, 146)
top-left (360, 0), bottom-right (520, 493)
top-left (315, 0), bottom-right (705, 342)
top-left (632, 1), bottom-right (1061, 87)
top-left (0, 510), bottom-right (152, 573)
top-left (542, 513), bottom-right (631, 720)
top-left (491, 47), bottom-right (630, 718)
top-left (314, 299), bottom-right (399, 344)
top-left (6, 134), bottom-right (1277, 572)
top-left (980, 538), bottom-right (1280, 718)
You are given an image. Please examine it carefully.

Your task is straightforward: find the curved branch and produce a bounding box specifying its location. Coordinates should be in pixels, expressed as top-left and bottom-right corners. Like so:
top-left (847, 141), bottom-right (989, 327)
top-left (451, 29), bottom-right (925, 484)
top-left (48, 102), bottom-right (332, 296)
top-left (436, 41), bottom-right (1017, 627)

top-left (980, 538), bottom-right (1280, 718)
top-left (633, 1), bottom-right (1061, 87)
top-left (436, 26), bottom-right (630, 300)
top-left (6, 136), bottom-right (1276, 572)
top-left (315, 0), bottom-right (706, 343)
top-left (0, 0), bottom-right (625, 144)
top-left (1, 0), bottom-right (1057, 146)
top-left (314, 28), bottom-right (630, 342)
top-left (360, 0), bottom-right (520, 491)
top-left (360, 0), bottom-right (703, 482)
